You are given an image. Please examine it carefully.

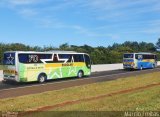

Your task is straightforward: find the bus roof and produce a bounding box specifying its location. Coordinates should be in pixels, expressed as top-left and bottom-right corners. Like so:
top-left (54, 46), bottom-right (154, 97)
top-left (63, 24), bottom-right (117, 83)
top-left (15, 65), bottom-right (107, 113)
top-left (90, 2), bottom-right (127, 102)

top-left (47, 50), bottom-right (77, 53)
top-left (124, 52), bottom-right (156, 55)
top-left (4, 51), bottom-right (87, 55)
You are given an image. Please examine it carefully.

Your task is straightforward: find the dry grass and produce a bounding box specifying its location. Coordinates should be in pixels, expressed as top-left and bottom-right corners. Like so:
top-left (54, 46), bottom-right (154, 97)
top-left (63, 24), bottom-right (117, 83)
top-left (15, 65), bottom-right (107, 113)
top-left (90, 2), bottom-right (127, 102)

top-left (0, 71), bottom-right (160, 114)
top-left (0, 65), bottom-right (5, 70)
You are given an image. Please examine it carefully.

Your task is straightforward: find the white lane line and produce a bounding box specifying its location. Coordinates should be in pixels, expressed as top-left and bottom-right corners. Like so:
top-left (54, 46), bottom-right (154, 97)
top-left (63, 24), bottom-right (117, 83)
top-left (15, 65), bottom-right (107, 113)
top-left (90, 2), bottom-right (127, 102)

top-left (0, 68), bottom-right (160, 92)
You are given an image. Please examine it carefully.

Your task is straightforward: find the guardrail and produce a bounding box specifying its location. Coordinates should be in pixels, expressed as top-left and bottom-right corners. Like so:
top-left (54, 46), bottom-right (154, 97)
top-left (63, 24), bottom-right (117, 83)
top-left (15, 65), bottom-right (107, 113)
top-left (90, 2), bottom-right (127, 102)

top-left (92, 61), bottom-right (160, 72)
top-left (91, 63), bottom-right (123, 72)
top-left (0, 70), bottom-right (2, 82)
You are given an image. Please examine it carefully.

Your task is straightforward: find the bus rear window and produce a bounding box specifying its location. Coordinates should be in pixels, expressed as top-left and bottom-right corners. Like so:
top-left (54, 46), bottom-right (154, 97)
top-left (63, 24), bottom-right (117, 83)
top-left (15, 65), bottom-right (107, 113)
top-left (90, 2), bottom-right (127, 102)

top-left (3, 53), bottom-right (15, 65)
top-left (123, 54), bottom-right (133, 58)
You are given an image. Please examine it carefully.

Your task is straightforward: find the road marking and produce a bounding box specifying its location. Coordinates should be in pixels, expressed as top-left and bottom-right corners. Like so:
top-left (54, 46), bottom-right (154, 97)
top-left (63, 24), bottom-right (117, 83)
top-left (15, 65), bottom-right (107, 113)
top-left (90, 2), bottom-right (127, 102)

top-left (0, 68), bottom-right (160, 92)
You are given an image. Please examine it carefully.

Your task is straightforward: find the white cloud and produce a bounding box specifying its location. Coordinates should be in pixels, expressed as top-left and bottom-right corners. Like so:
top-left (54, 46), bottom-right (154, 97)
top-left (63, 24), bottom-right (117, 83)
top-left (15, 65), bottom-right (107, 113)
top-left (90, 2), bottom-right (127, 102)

top-left (1, 0), bottom-right (160, 39)
top-left (72, 25), bottom-right (97, 37)
top-left (37, 18), bottom-right (67, 29)
top-left (19, 8), bottom-right (38, 17)
top-left (80, 0), bottom-right (160, 21)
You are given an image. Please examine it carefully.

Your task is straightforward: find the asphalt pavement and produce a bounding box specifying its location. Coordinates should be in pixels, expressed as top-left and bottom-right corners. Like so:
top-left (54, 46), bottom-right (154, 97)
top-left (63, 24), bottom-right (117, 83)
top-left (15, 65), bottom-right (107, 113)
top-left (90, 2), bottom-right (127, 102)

top-left (0, 68), bottom-right (160, 99)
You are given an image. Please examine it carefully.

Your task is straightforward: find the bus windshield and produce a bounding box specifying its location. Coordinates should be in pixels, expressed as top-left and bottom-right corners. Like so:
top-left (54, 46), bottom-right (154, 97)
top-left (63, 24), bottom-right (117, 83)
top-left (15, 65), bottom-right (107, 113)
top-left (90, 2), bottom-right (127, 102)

top-left (123, 54), bottom-right (133, 59)
top-left (84, 54), bottom-right (91, 69)
top-left (3, 53), bottom-right (15, 65)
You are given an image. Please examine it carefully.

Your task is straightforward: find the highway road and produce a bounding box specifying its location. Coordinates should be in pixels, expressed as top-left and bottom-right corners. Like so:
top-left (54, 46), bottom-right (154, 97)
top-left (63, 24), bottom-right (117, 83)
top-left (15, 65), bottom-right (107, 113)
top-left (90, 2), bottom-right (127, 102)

top-left (0, 67), bottom-right (160, 99)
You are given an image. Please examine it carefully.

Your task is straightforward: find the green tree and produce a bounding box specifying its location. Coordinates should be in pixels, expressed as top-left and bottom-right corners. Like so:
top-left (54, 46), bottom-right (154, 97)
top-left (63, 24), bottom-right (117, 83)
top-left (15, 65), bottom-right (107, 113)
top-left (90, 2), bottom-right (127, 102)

top-left (59, 43), bottom-right (70, 50)
top-left (156, 38), bottom-right (160, 49)
top-left (0, 40), bottom-right (158, 64)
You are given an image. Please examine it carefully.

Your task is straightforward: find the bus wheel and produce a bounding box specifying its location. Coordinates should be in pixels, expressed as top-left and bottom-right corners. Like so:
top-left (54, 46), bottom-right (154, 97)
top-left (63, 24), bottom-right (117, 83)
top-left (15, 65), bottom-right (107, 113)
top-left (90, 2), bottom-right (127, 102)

top-left (38, 74), bottom-right (47, 83)
top-left (77, 70), bottom-right (84, 78)
top-left (2, 80), bottom-right (7, 84)
top-left (152, 64), bottom-right (155, 69)
top-left (140, 66), bottom-right (143, 70)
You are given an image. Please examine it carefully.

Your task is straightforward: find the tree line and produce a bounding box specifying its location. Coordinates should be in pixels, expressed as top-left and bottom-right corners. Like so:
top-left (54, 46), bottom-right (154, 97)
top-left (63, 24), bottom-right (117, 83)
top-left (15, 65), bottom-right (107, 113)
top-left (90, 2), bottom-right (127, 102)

top-left (0, 39), bottom-right (160, 64)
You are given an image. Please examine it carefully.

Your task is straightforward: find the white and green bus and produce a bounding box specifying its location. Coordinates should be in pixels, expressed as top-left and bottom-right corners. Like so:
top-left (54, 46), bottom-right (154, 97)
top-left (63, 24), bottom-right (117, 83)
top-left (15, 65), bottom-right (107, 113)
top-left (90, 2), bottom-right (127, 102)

top-left (3, 51), bottom-right (91, 83)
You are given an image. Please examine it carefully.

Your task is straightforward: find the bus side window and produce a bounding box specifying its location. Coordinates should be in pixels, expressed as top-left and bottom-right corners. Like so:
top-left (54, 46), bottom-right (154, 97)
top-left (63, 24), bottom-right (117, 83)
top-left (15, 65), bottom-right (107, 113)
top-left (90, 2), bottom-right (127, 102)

top-left (154, 55), bottom-right (157, 60)
top-left (59, 54), bottom-right (73, 62)
top-left (74, 54), bottom-right (84, 62)
top-left (151, 55), bottom-right (154, 59)
top-left (53, 54), bottom-right (58, 62)
top-left (67, 55), bottom-right (73, 62)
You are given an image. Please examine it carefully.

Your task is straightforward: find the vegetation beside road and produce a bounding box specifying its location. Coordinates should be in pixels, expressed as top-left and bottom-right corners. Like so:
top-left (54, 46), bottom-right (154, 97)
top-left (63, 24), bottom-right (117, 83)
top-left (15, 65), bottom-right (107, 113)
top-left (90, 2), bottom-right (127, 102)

top-left (0, 65), bottom-right (5, 70)
top-left (0, 71), bottom-right (160, 114)
top-left (1, 38), bottom-right (160, 64)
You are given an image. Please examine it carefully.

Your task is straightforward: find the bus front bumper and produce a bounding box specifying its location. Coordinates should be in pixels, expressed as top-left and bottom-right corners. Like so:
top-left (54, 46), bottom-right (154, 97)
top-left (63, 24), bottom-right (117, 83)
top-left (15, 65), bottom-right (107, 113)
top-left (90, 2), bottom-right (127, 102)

top-left (123, 64), bottom-right (134, 69)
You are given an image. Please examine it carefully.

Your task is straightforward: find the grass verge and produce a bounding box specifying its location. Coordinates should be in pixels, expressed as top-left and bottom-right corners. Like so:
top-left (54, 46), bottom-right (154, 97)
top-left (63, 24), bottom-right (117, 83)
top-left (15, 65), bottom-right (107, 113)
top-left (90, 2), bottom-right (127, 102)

top-left (0, 71), bottom-right (160, 114)
top-left (0, 65), bottom-right (5, 70)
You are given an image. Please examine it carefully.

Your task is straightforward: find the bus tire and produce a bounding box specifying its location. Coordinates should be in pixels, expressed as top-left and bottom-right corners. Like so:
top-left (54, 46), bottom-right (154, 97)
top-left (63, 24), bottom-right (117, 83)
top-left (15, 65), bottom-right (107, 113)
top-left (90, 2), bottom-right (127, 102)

top-left (77, 70), bottom-right (84, 78)
top-left (38, 73), bottom-right (47, 83)
top-left (140, 65), bottom-right (143, 70)
top-left (152, 64), bottom-right (155, 69)
top-left (2, 80), bottom-right (7, 84)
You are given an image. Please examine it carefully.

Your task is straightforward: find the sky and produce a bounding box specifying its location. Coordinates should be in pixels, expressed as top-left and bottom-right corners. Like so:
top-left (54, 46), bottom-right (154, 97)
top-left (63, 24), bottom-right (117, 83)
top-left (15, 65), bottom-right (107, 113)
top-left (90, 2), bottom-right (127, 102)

top-left (0, 0), bottom-right (160, 47)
